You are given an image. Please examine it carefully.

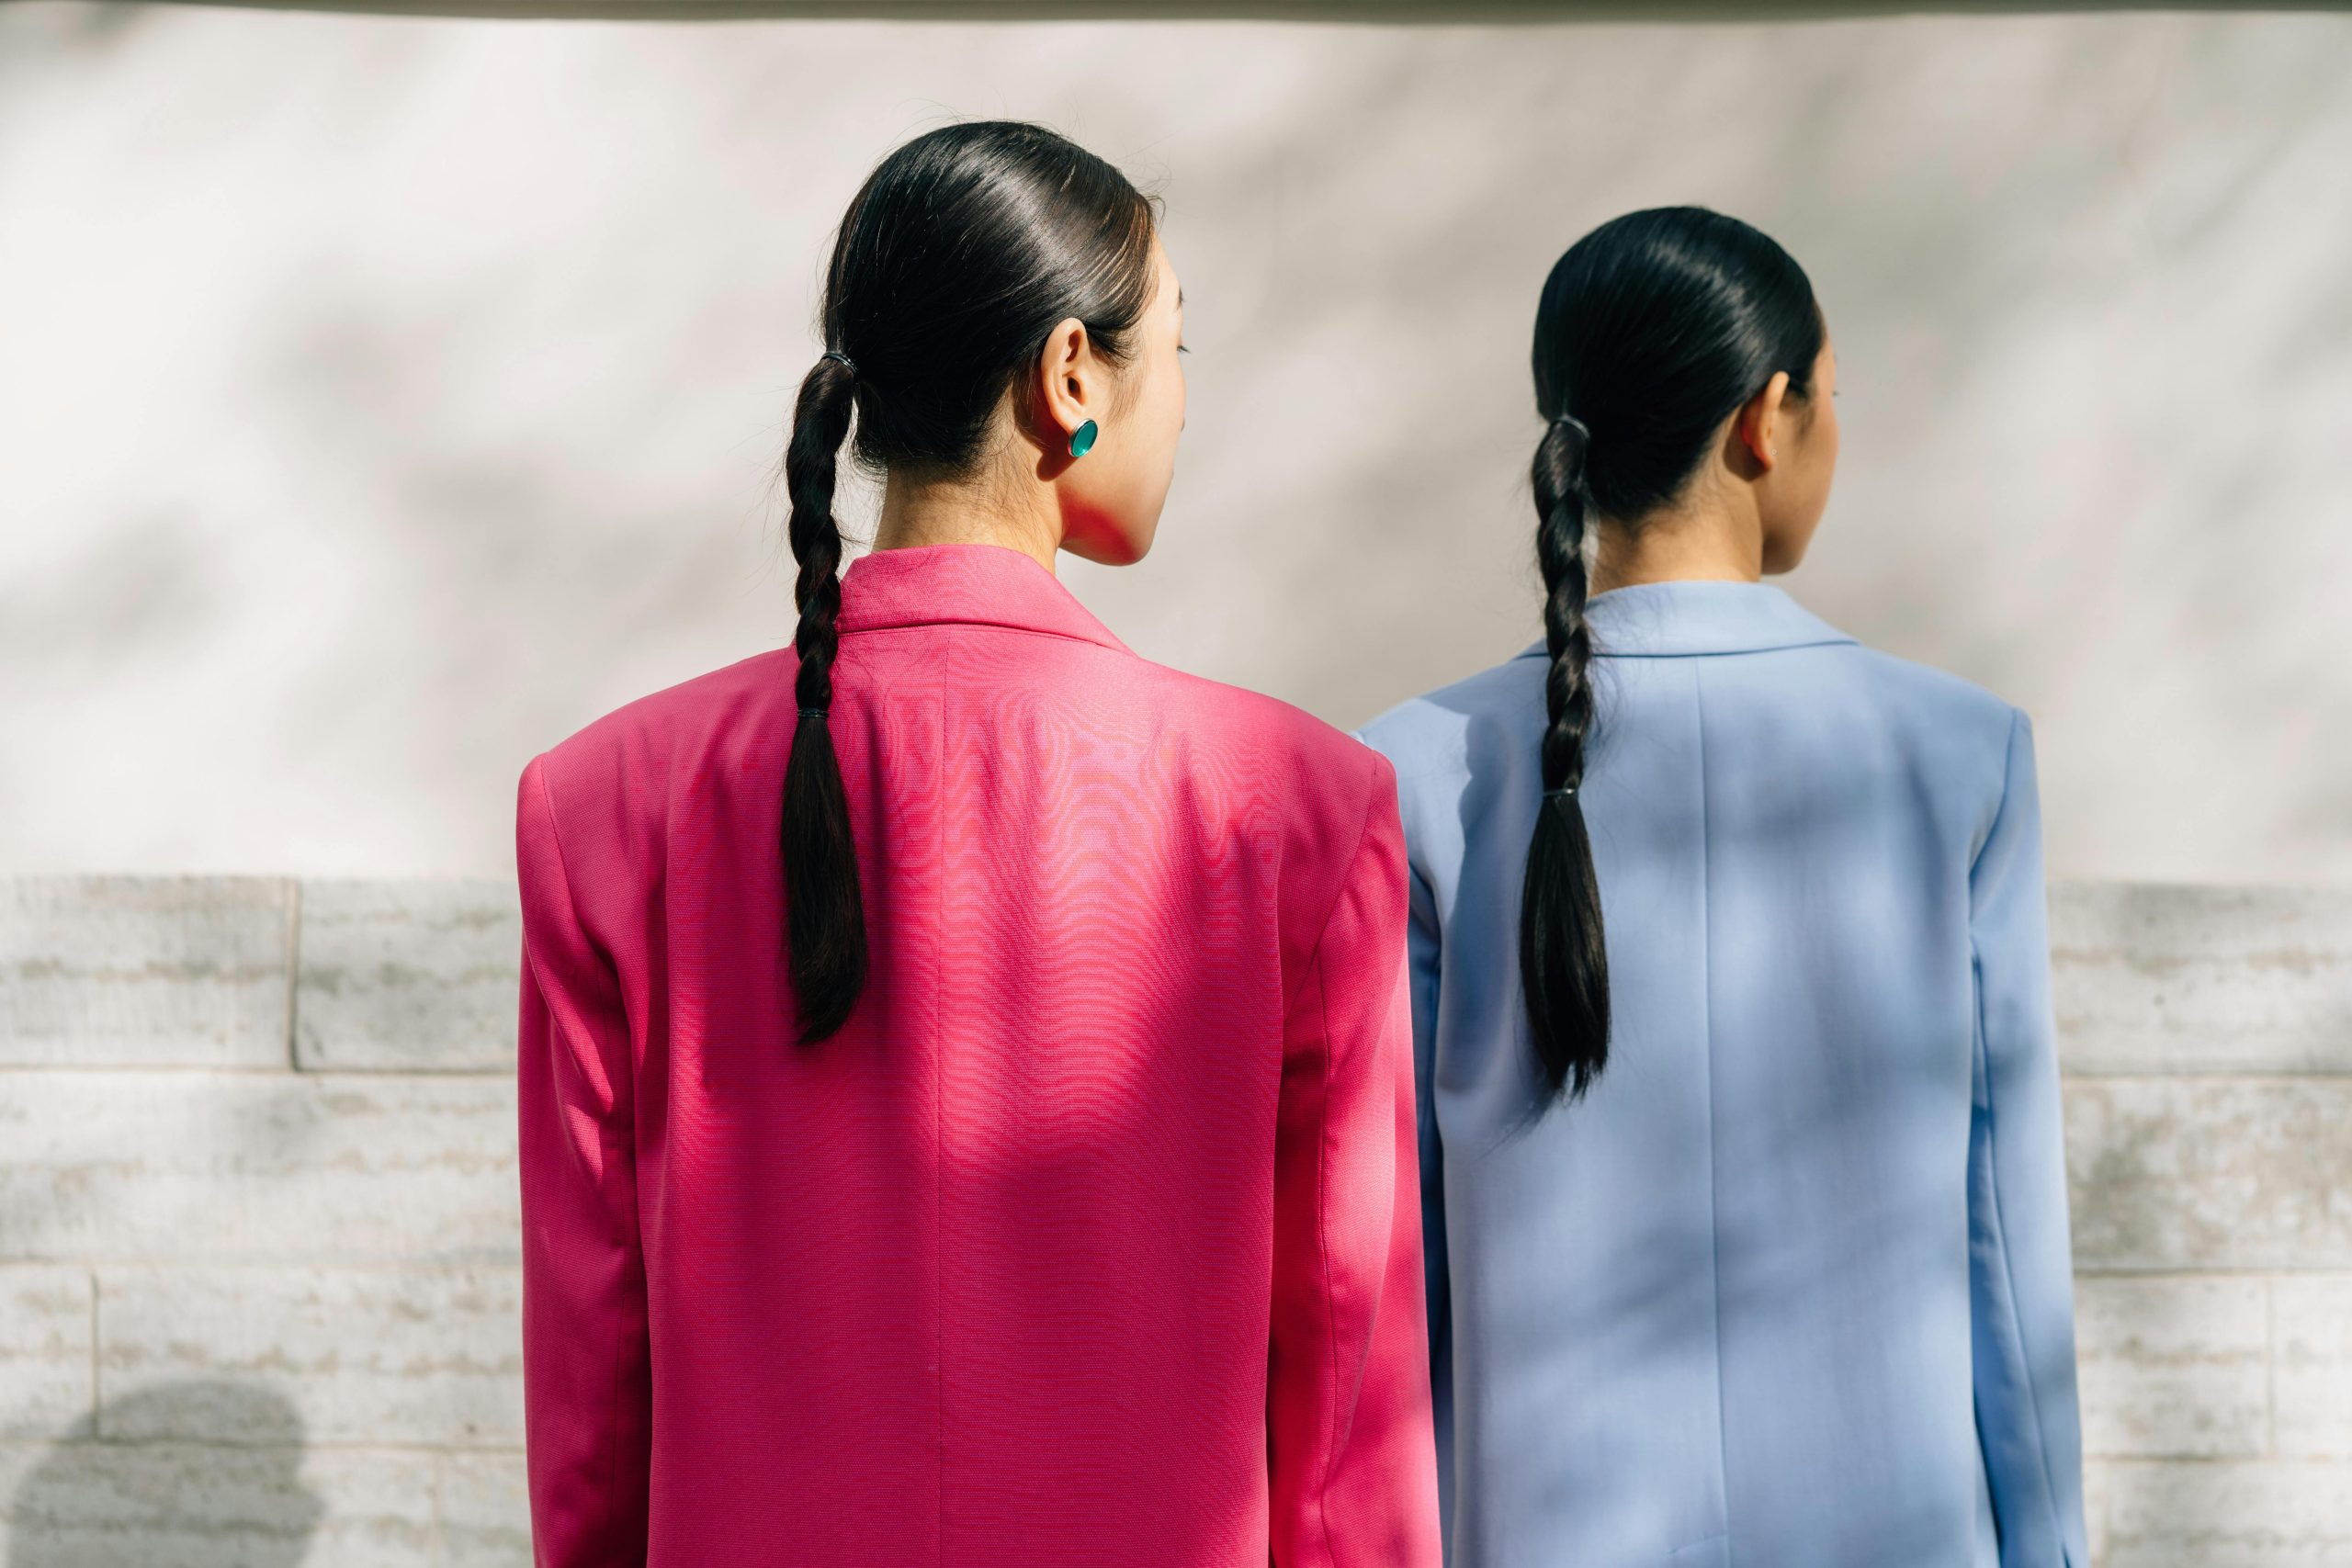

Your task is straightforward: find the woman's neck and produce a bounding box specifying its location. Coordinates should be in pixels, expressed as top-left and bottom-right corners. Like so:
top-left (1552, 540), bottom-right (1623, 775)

top-left (873, 466), bottom-right (1062, 576)
top-left (1588, 483), bottom-right (1764, 596)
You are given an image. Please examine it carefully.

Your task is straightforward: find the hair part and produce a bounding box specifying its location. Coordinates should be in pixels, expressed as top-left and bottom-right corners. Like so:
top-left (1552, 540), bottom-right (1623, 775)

top-left (1519, 205), bottom-right (1822, 1106)
top-left (780, 119), bottom-right (1158, 1043)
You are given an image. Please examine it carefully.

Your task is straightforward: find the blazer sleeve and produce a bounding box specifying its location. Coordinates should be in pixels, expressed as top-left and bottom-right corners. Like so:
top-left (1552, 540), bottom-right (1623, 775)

top-left (515, 753), bottom-right (654, 1566)
top-left (1964, 709), bottom-right (2090, 1568)
top-left (1404, 855), bottom-right (1453, 1535)
top-left (1268, 754), bottom-right (1444, 1568)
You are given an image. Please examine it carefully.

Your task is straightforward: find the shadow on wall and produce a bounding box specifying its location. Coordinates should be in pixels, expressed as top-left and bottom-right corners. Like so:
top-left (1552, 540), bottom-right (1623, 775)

top-left (5, 6), bottom-right (2351, 881)
top-left (7, 1381), bottom-right (323, 1568)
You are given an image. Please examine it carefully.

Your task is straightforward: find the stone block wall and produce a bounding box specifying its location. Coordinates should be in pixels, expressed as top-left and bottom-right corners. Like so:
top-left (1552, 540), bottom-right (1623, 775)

top-left (0, 876), bottom-right (2346, 1563)
top-left (0, 878), bottom-right (525, 1567)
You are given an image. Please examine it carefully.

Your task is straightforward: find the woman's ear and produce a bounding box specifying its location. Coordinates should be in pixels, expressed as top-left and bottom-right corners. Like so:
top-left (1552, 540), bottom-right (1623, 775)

top-left (1030, 316), bottom-right (1094, 454)
top-left (1739, 368), bottom-right (1792, 471)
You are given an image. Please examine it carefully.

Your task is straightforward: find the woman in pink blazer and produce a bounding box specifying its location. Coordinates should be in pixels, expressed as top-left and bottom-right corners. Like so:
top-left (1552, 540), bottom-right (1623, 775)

top-left (514, 121), bottom-right (1441, 1567)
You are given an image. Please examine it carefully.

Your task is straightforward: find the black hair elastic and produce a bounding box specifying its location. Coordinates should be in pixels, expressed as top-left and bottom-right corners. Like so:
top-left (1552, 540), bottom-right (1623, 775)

top-left (820, 348), bottom-right (856, 377)
top-left (1549, 412), bottom-right (1589, 443)
top-left (1544, 784), bottom-right (1578, 800)
top-left (798, 706), bottom-right (830, 719)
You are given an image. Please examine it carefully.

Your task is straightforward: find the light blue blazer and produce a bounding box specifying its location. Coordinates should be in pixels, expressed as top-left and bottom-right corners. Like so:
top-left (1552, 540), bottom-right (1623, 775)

top-left (1355, 579), bottom-right (2088, 1568)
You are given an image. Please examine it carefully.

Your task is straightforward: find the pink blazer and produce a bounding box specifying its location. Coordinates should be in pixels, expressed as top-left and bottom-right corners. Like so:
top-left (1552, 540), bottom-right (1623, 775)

top-left (514, 541), bottom-right (1441, 1566)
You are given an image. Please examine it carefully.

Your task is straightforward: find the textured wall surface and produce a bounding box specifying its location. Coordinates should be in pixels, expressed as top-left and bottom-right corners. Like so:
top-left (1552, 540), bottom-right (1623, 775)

top-left (0, 875), bottom-right (2346, 1563)
top-left (4, 4), bottom-right (2351, 885)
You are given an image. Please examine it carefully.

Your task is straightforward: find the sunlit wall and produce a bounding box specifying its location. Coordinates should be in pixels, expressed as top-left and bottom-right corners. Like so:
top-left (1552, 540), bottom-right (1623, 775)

top-left (3, 3), bottom-right (2347, 881)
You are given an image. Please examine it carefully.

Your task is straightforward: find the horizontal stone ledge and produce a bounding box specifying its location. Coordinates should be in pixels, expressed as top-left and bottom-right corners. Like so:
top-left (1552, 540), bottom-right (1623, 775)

top-left (0, 1437), bottom-right (523, 1454)
top-left (439, 1448), bottom-right (531, 1566)
top-left (0, 1063), bottom-right (518, 1079)
top-left (0, 1436), bottom-right (439, 1568)
top-left (5, 874), bottom-right (2346, 1077)
top-left (2052, 881), bottom-right (2352, 1077)
top-left (2061, 1073), bottom-right (2352, 1086)
top-left (0, 876), bottom-right (295, 1070)
top-left (295, 878), bottom-right (520, 1075)
top-left (2089, 1458), bottom-right (2352, 1568)
top-left (2075, 1274), bottom-right (2269, 1460)
top-left (97, 1265), bottom-right (522, 1449)
top-left (0, 1264), bottom-right (93, 1440)
top-left (2075, 1264), bottom-right (2352, 1277)
top-left (2066, 1077), bottom-right (2352, 1271)
top-left (2276, 1274), bottom-right (2352, 1460)
top-left (0, 1070), bottom-right (518, 1267)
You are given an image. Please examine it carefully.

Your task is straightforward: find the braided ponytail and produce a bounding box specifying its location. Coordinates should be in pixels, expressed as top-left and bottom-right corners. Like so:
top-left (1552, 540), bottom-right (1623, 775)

top-left (771, 122), bottom-right (1158, 1045)
top-left (781, 349), bottom-right (865, 1043)
top-left (1519, 413), bottom-right (1610, 1102)
top-left (1516, 206), bottom-right (1825, 1107)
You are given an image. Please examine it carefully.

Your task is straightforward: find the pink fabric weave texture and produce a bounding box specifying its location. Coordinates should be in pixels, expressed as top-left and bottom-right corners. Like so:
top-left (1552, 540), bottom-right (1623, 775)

top-left (514, 542), bottom-right (1441, 1567)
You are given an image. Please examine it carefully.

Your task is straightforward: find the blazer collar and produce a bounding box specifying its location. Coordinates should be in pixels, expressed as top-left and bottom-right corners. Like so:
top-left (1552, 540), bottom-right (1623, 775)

top-left (1515, 578), bottom-right (1858, 660)
top-left (835, 542), bottom-right (1132, 655)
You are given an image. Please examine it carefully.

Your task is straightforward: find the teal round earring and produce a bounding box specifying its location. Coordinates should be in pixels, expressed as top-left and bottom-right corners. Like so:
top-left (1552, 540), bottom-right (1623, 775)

top-left (1068, 419), bottom-right (1099, 459)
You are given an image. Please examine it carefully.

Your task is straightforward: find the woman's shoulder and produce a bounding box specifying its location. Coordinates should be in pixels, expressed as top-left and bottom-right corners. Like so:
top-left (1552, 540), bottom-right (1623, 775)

top-left (1831, 639), bottom-right (2027, 757)
top-left (1724, 636), bottom-right (2030, 855)
top-left (1354, 650), bottom-right (1545, 788)
top-left (524, 646), bottom-right (799, 809)
top-left (1099, 659), bottom-right (1407, 923)
top-left (1350, 634), bottom-right (2029, 828)
top-left (1114, 652), bottom-right (1385, 770)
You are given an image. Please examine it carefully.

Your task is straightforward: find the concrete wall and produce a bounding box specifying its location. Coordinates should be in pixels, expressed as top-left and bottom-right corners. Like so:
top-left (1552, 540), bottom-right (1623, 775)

top-left (0, 874), bottom-right (2346, 1563)
top-left (4, 4), bottom-right (2352, 886)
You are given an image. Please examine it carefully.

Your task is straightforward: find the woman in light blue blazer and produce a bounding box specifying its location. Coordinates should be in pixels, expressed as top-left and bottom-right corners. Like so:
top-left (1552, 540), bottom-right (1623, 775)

top-left (1356, 209), bottom-right (2088, 1568)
